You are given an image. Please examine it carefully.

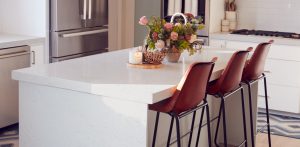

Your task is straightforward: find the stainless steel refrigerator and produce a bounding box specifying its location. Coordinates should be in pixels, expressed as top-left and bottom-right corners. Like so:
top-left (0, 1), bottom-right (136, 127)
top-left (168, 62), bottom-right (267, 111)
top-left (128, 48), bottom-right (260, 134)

top-left (50, 0), bottom-right (108, 62)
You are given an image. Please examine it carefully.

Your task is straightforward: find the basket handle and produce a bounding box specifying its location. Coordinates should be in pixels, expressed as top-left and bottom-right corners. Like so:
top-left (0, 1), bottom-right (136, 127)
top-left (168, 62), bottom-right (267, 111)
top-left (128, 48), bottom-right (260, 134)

top-left (170, 13), bottom-right (187, 25)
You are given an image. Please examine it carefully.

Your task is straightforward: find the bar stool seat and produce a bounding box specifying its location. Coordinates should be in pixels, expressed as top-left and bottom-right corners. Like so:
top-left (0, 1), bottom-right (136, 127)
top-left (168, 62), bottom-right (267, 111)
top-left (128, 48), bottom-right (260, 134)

top-left (149, 58), bottom-right (217, 147)
top-left (200, 50), bottom-right (250, 147)
top-left (242, 40), bottom-right (273, 147)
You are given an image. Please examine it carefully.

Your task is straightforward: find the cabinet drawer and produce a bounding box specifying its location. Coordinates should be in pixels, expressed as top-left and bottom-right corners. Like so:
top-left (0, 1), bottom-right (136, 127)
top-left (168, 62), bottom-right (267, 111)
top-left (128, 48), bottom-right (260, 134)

top-left (269, 45), bottom-right (300, 61)
top-left (258, 84), bottom-right (300, 113)
top-left (209, 39), bottom-right (226, 48)
top-left (264, 59), bottom-right (300, 87)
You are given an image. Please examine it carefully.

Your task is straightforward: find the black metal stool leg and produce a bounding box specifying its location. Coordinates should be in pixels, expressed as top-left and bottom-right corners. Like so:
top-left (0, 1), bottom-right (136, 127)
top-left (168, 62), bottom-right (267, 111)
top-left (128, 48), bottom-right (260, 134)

top-left (205, 103), bottom-right (212, 147)
top-left (195, 108), bottom-right (205, 147)
top-left (152, 112), bottom-right (160, 147)
top-left (247, 83), bottom-right (255, 147)
top-left (167, 116), bottom-right (174, 147)
top-left (188, 111), bottom-right (197, 147)
top-left (241, 87), bottom-right (248, 147)
top-left (263, 75), bottom-right (272, 147)
top-left (175, 116), bottom-right (182, 147)
top-left (221, 97), bottom-right (228, 147)
top-left (214, 102), bottom-right (223, 147)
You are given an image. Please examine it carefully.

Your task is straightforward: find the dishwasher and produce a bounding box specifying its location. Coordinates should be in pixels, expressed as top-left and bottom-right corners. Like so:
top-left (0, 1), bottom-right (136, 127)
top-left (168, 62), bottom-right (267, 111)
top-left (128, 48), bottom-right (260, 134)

top-left (0, 45), bottom-right (30, 129)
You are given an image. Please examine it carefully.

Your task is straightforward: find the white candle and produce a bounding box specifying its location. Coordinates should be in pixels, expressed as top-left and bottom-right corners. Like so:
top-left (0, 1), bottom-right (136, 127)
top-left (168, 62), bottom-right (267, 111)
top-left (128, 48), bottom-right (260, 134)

top-left (129, 50), bottom-right (143, 64)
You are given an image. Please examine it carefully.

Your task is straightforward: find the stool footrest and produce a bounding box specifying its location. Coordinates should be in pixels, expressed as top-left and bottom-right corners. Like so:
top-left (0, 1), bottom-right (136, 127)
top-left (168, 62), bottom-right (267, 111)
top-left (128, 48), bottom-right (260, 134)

top-left (237, 140), bottom-right (247, 147)
top-left (256, 123), bottom-right (270, 134)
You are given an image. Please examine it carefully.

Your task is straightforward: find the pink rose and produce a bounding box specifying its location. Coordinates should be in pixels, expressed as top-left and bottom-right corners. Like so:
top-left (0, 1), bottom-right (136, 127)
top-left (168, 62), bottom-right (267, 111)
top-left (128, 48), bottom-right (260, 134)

top-left (139, 16), bottom-right (148, 25)
top-left (170, 32), bottom-right (179, 41)
top-left (152, 32), bottom-right (158, 40)
top-left (164, 23), bottom-right (173, 30)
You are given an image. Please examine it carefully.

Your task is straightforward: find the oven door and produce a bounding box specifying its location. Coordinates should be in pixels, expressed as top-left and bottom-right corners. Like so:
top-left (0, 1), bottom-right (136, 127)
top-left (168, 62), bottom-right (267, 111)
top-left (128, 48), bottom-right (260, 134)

top-left (50, 26), bottom-right (108, 60)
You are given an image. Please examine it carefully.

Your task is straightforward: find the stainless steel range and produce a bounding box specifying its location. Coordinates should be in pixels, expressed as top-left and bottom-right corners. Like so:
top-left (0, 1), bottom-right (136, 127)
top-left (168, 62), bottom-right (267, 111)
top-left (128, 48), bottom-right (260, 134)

top-left (49, 0), bottom-right (108, 62)
top-left (231, 29), bottom-right (300, 39)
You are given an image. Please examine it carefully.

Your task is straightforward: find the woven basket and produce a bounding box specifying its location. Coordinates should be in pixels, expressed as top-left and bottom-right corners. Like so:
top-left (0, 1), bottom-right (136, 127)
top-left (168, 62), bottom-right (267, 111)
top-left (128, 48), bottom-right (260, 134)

top-left (143, 51), bottom-right (166, 65)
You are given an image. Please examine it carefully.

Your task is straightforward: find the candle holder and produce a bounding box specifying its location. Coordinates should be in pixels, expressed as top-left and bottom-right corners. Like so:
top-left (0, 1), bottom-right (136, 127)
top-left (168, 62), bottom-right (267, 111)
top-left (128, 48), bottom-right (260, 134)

top-left (129, 48), bottom-right (143, 65)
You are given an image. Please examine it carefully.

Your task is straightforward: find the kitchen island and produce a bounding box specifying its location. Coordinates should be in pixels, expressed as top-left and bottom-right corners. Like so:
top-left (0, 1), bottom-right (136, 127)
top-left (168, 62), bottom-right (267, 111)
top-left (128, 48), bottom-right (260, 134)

top-left (12, 48), bottom-right (258, 147)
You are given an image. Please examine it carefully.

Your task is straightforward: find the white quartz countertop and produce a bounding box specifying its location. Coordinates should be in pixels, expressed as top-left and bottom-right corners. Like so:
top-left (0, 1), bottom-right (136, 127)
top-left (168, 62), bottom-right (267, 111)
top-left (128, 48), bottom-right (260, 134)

top-left (12, 48), bottom-right (232, 104)
top-left (0, 33), bottom-right (45, 48)
top-left (211, 32), bottom-right (300, 46)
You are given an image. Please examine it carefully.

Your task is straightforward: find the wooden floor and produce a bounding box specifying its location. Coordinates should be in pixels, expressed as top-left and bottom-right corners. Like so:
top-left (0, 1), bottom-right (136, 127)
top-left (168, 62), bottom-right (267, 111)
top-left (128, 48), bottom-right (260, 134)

top-left (256, 134), bottom-right (300, 147)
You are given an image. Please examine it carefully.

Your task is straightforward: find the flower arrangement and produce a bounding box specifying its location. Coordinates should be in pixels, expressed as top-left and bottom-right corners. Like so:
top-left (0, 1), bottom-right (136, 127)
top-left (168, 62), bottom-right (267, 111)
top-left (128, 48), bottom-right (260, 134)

top-left (139, 13), bottom-right (204, 55)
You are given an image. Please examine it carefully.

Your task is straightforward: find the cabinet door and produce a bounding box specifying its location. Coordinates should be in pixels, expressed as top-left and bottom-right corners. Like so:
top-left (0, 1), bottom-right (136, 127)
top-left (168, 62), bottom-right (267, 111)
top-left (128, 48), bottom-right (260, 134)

top-left (258, 83), bottom-right (300, 113)
top-left (30, 45), bottom-right (45, 66)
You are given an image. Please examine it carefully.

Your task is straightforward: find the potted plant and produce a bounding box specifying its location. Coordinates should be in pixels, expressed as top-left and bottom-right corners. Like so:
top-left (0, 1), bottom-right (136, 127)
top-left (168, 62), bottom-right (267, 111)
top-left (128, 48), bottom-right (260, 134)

top-left (139, 13), bottom-right (204, 63)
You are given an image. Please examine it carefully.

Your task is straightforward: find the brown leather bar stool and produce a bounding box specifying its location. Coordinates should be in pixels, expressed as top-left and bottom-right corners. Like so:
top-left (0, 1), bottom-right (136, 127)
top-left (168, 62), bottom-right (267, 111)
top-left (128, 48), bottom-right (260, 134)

top-left (149, 58), bottom-right (217, 147)
top-left (242, 40), bottom-right (273, 147)
top-left (201, 50), bottom-right (250, 147)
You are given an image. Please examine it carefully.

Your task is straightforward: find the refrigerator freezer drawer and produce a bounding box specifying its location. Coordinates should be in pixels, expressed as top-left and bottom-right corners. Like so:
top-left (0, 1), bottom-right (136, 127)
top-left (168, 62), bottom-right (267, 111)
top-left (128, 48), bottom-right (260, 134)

top-left (51, 27), bottom-right (108, 58)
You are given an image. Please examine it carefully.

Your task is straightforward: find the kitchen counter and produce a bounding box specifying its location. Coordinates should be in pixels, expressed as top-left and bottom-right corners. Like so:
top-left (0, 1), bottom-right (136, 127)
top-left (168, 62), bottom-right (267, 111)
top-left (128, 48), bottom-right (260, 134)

top-left (12, 48), bottom-right (229, 104)
top-left (0, 33), bottom-right (45, 49)
top-left (211, 32), bottom-right (300, 46)
top-left (12, 48), bottom-right (258, 147)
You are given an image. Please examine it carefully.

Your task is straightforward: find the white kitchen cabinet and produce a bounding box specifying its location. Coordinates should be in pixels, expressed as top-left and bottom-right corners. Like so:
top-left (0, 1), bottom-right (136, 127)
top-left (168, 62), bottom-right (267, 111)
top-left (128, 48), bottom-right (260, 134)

top-left (258, 84), bottom-right (300, 113)
top-left (30, 44), bottom-right (45, 66)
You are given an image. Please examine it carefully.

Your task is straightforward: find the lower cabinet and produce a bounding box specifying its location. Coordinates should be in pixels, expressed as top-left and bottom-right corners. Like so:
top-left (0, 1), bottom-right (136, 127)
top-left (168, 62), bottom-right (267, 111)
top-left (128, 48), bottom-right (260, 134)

top-left (258, 83), bottom-right (300, 113)
top-left (210, 39), bottom-right (300, 113)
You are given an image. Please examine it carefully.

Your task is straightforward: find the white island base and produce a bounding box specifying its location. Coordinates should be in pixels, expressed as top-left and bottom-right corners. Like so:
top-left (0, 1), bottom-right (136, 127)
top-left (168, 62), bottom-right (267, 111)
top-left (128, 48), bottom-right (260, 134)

top-left (14, 49), bottom-right (259, 147)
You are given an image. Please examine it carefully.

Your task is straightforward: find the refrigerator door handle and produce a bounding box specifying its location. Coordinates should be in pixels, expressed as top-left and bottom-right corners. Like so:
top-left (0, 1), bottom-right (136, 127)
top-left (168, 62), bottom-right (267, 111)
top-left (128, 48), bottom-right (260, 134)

top-left (60, 29), bottom-right (108, 38)
top-left (83, 0), bottom-right (87, 20)
top-left (88, 0), bottom-right (92, 19)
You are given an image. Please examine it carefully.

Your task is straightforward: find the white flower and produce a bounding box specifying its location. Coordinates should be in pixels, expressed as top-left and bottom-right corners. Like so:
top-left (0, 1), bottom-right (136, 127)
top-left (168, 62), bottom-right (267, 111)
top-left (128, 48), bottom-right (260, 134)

top-left (155, 40), bottom-right (165, 49)
top-left (189, 35), bottom-right (197, 43)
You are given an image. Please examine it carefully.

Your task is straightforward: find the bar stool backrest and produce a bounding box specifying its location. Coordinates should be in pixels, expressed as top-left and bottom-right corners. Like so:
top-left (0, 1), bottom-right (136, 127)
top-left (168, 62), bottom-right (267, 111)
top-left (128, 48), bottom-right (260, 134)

top-left (172, 61), bottom-right (215, 114)
top-left (212, 50), bottom-right (250, 95)
top-left (242, 41), bottom-right (273, 81)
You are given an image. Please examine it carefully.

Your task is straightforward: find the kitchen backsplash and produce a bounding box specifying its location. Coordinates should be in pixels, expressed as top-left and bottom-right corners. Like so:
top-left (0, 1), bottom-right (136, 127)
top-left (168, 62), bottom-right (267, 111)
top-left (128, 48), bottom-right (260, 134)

top-left (236, 0), bottom-right (300, 33)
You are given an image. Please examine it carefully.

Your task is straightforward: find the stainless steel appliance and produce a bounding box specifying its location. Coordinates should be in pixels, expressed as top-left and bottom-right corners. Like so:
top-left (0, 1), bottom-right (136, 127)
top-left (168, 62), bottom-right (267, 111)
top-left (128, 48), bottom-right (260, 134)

top-left (231, 29), bottom-right (300, 39)
top-left (50, 0), bottom-right (108, 62)
top-left (0, 46), bottom-right (30, 128)
top-left (161, 0), bottom-right (210, 45)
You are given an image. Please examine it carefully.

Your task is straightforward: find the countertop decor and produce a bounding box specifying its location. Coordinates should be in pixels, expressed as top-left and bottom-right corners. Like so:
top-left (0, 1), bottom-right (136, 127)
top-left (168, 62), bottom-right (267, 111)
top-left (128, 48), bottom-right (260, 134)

top-left (139, 13), bottom-right (204, 63)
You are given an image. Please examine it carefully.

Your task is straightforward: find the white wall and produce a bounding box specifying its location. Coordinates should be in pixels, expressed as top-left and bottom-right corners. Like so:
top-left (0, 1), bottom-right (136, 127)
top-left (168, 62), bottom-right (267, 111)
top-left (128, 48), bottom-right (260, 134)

top-left (0, 0), bottom-right (47, 37)
top-left (236, 0), bottom-right (300, 33)
top-left (209, 0), bottom-right (225, 33)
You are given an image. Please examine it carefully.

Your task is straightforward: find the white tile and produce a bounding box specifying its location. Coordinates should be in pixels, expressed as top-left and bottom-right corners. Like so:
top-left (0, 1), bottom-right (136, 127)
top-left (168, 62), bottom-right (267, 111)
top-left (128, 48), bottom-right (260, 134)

top-left (237, 0), bottom-right (300, 33)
